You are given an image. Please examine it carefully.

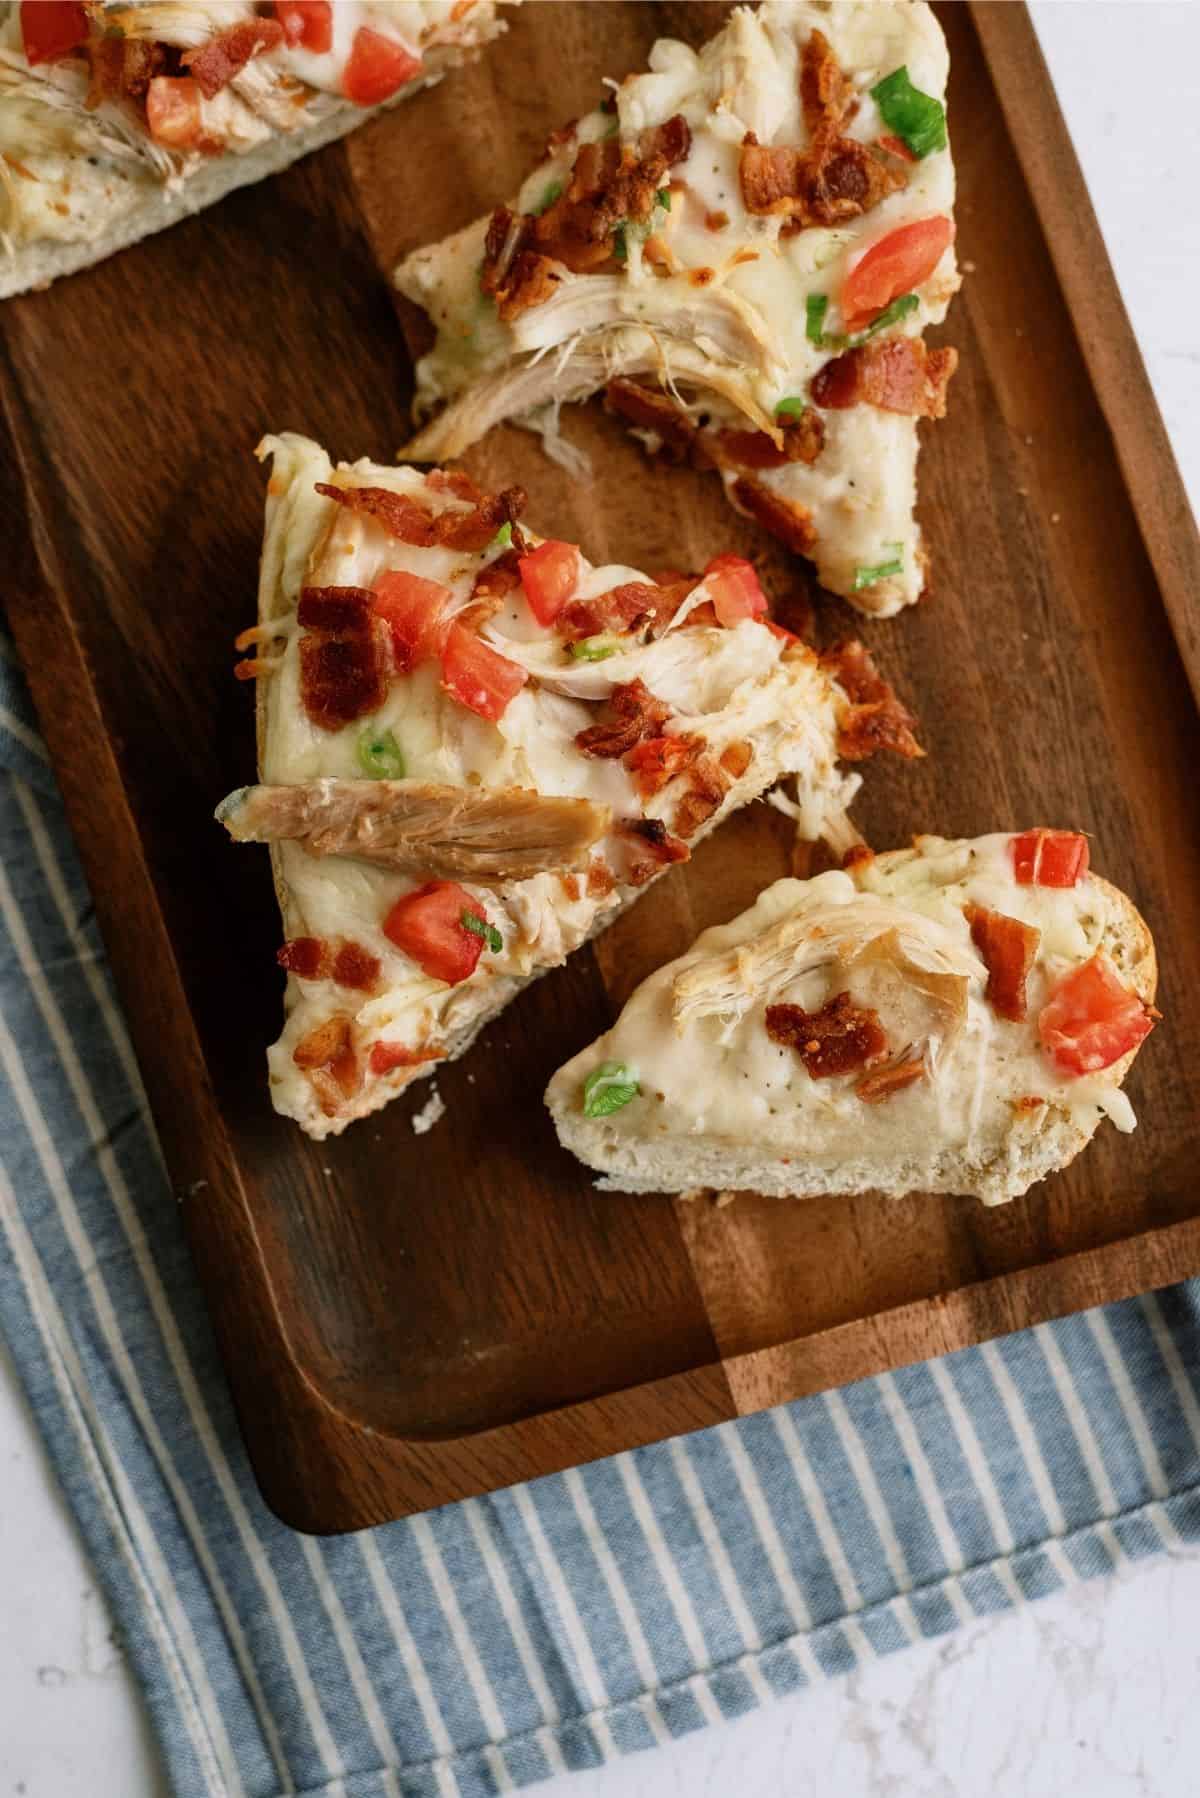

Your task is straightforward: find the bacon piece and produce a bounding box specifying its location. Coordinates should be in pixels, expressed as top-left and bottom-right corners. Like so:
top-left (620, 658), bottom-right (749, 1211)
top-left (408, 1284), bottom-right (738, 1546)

top-left (315, 481), bottom-right (526, 552)
top-left (88, 35), bottom-right (167, 104)
top-left (587, 856), bottom-right (616, 898)
top-left (426, 468), bottom-right (483, 502)
top-left (800, 29), bottom-right (855, 139)
top-left (731, 476), bottom-right (817, 555)
top-left (673, 756), bottom-right (730, 838)
top-left (820, 640), bottom-right (922, 762)
top-left (716, 409), bottom-right (825, 470)
top-left (576, 678), bottom-right (672, 759)
top-left (292, 1013), bottom-right (361, 1115)
top-left (620, 817), bottom-right (690, 887)
top-left (605, 379), bottom-right (698, 461)
top-left (740, 133), bottom-right (903, 228)
top-left (481, 115), bottom-right (691, 319)
top-left (765, 993), bottom-right (888, 1078)
top-left (856, 1054), bottom-right (926, 1103)
top-left (624, 733), bottom-right (703, 797)
top-left (368, 1041), bottom-right (442, 1077)
top-left (277, 935), bottom-right (383, 994)
top-left (559, 578), bottom-right (692, 642)
top-left (183, 18), bottom-right (285, 98)
top-left (811, 339), bottom-right (958, 418)
top-left (964, 904), bottom-right (1041, 1023)
top-left (297, 585), bottom-right (390, 731)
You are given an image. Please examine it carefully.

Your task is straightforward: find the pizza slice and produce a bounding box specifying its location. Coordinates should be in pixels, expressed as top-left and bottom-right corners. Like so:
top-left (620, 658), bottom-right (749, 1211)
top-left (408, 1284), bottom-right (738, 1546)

top-left (397, 0), bottom-right (959, 617)
top-left (0, 0), bottom-right (508, 298)
top-left (547, 831), bottom-right (1159, 1205)
top-left (218, 431), bottom-right (920, 1138)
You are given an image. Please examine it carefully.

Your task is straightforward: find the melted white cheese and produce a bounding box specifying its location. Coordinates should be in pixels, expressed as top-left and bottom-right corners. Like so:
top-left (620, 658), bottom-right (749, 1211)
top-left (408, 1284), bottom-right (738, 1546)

top-left (550, 834), bottom-right (1150, 1201)
top-left (399, 0), bottom-right (958, 613)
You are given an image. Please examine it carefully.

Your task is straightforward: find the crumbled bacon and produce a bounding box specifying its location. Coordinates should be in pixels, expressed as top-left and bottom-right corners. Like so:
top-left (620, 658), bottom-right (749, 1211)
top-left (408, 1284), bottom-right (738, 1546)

top-left (964, 903), bottom-right (1041, 1023)
top-left (605, 379), bottom-right (698, 462)
top-left (673, 756), bottom-right (730, 838)
top-left (716, 408), bottom-right (825, 470)
top-left (811, 339), bottom-right (958, 418)
top-left (315, 481), bottom-right (526, 553)
top-left (278, 936), bottom-right (383, 994)
top-left (481, 115), bottom-right (691, 319)
top-left (731, 477), bottom-right (817, 554)
top-left (560, 578), bottom-right (692, 642)
top-left (800, 29), bottom-right (856, 139)
top-left (719, 740), bottom-right (754, 780)
top-left (576, 678), bottom-right (672, 758)
top-left (292, 1014), bottom-right (361, 1115)
top-left (820, 640), bottom-right (922, 761)
top-left (842, 843), bottom-right (876, 874)
top-left (856, 1054), bottom-right (926, 1102)
top-left (625, 733), bottom-right (703, 797)
top-left (705, 208), bottom-right (730, 232)
top-left (470, 545), bottom-right (524, 603)
top-left (297, 585), bottom-right (391, 731)
top-left (368, 1041), bottom-right (442, 1077)
top-left (426, 468), bottom-right (483, 502)
top-left (620, 817), bottom-right (690, 887)
top-left (740, 133), bottom-right (902, 228)
top-left (183, 18), bottom-right (285, 98)
top-left (765, 992), bottom-right (888, 1078)
top-left (88, 34), bottom-right (167, 105)
top-left (586, 857), bottom-right (616, 897)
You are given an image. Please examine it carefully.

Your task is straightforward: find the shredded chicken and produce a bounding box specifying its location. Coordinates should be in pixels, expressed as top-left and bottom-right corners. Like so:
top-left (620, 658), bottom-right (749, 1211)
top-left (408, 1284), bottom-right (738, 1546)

top-left (218, 780), bottom-right (612, 883)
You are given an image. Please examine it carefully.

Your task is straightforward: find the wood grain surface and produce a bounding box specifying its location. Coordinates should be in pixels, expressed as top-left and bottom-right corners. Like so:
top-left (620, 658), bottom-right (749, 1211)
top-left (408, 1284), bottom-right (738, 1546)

top-left (2, 2), bottom-right (1198, 1533)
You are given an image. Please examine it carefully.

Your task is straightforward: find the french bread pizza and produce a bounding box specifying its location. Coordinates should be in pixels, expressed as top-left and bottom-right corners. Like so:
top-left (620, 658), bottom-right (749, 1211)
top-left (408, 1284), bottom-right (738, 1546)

top-left (397, 0), bottom-right (958, 616)
top-left (546, 832), bottom-right (1159, 1205)
top-left (0, 0), bottom-right (508, 298)
top-left (217, 432), bottom-right (920, 1138)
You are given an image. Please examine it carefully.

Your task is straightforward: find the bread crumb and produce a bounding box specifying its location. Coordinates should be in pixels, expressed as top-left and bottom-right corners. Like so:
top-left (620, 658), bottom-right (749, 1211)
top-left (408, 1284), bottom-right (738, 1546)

top-left (715, 1190), bottom-right (737, 1209)
top-left (961, 258), bottom-right (977, 274)
top-left (412, 1086), bottom-right (446, 1135)
top-left (1050, 512), bottom-right (1061, 524)
top-left (678, 1187), bottom-right (705, 1203)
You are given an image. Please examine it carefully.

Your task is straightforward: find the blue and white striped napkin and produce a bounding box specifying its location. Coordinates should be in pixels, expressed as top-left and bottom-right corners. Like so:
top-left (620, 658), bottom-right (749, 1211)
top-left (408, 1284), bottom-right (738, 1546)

top-left (2, 631), bottom-right (1199, 1798)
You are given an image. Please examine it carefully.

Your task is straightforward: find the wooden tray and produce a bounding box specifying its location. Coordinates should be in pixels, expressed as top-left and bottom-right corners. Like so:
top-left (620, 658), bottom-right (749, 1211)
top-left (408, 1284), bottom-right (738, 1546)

top-left (3, 3), bottom-right (1198, 1535)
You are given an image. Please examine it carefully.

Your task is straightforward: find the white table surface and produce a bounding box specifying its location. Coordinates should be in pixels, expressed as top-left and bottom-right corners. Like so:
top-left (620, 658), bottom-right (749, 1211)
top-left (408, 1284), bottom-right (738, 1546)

top-left (3, 8), bottom-right (1199, 1797)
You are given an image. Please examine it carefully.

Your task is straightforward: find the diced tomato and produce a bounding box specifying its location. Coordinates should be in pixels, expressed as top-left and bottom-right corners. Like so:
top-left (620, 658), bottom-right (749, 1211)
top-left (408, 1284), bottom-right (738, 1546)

top-left (342, 26), bottom-right (422, 105)
top-left (702, 554), bottom-right (767, 627)
top-left (20, 0), bottom-right (88, 65)
top-left (382, 881), bottom-right (487, 986)
top-left (1038, 952), bottom-right (1156, 1076)
top-left (372, 570), bottom-right (452, 668)
top-left (841, 215), bottom-right (955, 332)
top-left (519, 539), bottom-right (581, 627)
top-left (146, 76), bottom-right (204, 149)
top-left (440, 624), bottom-right (528, 721)
top-left (1010, 829), bottom-right (1090, 888)
top-left (878, 132), bottom-right (918, 164)
top-left (368, 1041), bottom-right (431, 1076)
top-left (273, 0), bottom-right (332, 52)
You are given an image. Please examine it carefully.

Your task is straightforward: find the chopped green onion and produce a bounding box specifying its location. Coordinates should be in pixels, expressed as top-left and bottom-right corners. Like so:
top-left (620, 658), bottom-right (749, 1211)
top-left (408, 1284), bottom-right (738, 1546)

top-left (490, 521), bottom-right (513, 550)
top-left (775, 396), bottom-right (809, 420)
top-left (852, 545), bottom-right (904, 591)
top-left (870, 66), bottom-right (947, 160)
top-left (853, 291), bottom-right (920, 342)
top-left (534, 180), bottom-right (563, 215)
top-left (656, 186), bottom-right (671, 210)
top-left (602, 120), bottom-right (619, 140)
top-left (570, 636), bottom-right (620, 661)
top-left (582, 1059), bottom-right (640, 1118)
top-left (356, 729), bottom-right (405, 779)
top-left (805, 293), bottom-right (829, 344)
top-left (613, 225), bottom-right (628, 263)
top-left (461, 910), bottom-right (503, 954)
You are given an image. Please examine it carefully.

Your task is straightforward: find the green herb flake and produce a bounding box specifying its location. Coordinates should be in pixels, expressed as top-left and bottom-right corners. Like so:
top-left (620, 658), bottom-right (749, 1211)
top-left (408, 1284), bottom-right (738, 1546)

top-left (534, 180), bottom-right (563, 216)
top-left (870, 65), bottom-right (947, 160)
top-left (356, 729), bottom-right (405, 780)
top-left (852, 545), bottom-right (905, 591)
top-left (461, 910), bottom-right (503, 954)
top-left (775, 396), bottom-right (809, 420)
top-left (582, 1059), bottom-right (640, 1118)
top-left (854, 290), bottom-right (920, 342)
top-left (490, 521), bottom-right (513, 550)
top-left (656, 186), bottom-right (671, 210)
top-left (570, 636), bottom-right (619, 661)
top-left (805, 293), bottom-right (830, 345)
top-left (613, 225), bottom-right (628, 263)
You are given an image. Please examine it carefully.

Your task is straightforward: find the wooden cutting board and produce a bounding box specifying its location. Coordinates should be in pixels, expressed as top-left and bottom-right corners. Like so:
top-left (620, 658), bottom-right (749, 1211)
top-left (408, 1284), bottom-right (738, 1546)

top-left (3, 3), bottom-right (1198, 1533)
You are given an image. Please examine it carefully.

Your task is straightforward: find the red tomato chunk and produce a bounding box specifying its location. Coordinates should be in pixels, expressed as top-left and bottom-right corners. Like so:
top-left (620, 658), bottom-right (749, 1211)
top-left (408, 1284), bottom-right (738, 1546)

top-left (519, 540), bottom-right (581, 626)
top-left (343, 27), bottom-right (421, 105)
top-left (373, 570), bottom-right (453, 668)
top-left (274, 0), bottom-right (332, 52)
top-left (1011, 829), bottom-right (1090, 888)
top-left (383, 882), bottom-right (488, 985)
top-left (1038, 953), bottom-right (1156, 1076)
top-left (440, 624), bottom-right (528, 721)
top-left (703, 555), bottom-right (767, 627)
top-left (841, 215), bottom-right (954, 331)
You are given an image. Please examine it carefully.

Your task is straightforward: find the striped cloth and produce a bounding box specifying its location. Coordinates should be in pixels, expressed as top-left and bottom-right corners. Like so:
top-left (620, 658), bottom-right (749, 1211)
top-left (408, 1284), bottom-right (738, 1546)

top-left (2, 630), bottom-right (1199, 1798)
